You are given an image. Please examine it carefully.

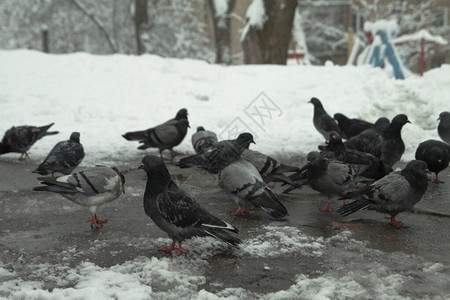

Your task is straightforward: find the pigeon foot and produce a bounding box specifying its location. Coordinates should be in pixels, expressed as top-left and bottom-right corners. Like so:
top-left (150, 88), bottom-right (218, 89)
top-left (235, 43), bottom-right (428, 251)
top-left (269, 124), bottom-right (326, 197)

top-left (159, 241), bottom-right (187, 255)
top-left (433, 177), bottom-right (444, 184)
top-left (86, 214), bottom-right (108, 228)
top-left (231, 207), bottom-right (249, 216)
top-left (320, 202), bottom-right (333, 212)
top-left (386, 217), bottom-right (407, 229)
top-left (18, 152), bottom-right (30, 160)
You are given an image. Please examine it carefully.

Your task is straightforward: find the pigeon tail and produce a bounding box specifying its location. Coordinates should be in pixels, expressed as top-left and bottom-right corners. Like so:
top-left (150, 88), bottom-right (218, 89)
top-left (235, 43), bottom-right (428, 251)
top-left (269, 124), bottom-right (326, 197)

top-left (122, 130), bottom-right (147, 141)
top-left (337, 200), bottom-right (370, 217)
top-left (253, 189), bottom-right (288, 219)
top-left (204, 229), bottom-right (241, 248)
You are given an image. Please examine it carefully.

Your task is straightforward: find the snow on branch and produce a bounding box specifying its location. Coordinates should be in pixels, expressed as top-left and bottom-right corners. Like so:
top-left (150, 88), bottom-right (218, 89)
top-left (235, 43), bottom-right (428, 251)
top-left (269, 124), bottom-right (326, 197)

top-left (240, 0), bottom-right (267, 41)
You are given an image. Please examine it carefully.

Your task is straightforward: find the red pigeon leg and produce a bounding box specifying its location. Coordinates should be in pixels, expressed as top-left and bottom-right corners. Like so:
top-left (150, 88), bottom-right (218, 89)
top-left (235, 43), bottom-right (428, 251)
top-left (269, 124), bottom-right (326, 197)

top-left (386, 217), bottom-right (407, 229)
top-left (94, 214), bottom-right (108, 224)
top-left (86, 214), bottom-right (103, 228)
top-left (320, 202), bottom-right (333, 212)
top-left (231, 207), bottom-right (249, 216)
top-left (175, 242), bottom-right (188, 255)
top-left (159, 241), bottom-right (177, 253)
top-left (433, 174), bottom-right (444, 184)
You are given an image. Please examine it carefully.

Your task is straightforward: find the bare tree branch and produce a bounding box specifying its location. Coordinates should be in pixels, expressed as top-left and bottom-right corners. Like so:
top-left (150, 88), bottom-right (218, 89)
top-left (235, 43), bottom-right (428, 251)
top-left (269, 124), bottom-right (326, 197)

top-left (70, 0), bottom-right (117, 53)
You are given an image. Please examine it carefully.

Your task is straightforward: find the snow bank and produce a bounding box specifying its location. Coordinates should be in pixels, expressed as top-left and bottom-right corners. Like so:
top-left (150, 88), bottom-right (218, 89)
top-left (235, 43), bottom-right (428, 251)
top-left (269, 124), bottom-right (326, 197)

top-left (0, 50), bottom-right (449, 166)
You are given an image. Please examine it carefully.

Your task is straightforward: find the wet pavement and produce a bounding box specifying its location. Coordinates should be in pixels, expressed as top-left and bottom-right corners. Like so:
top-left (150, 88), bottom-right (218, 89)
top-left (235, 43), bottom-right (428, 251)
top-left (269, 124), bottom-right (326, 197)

top-left (1, 154), bottom-right (450, 298)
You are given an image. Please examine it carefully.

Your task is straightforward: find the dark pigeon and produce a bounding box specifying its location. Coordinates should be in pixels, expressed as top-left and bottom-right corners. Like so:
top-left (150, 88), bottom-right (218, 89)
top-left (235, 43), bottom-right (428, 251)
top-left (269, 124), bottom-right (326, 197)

top-left (216, 139), bottom-right (288, 219)
top-left (191, 126), bottom-right (218, 154)
top-left (346, 114), bottom-right (409, 168)
top-left (319, 131), bottom-right (392, 179)
top-left (122, 108), bottom-right (189, 162)
top-left (344, 117), bottom-right (390, 156)
top-left (309, 97), bottom-right (342, 140)
top-left (0, 123), bottom-right (59, 160)
top-left (34, 166), bottom-right (125, 228)
top-left (333, 113), bottom-right (374, 139)
top-left (438, 111), bottom-right (450, 144)
top-left (139, 155), bottom-right (240, 255)
top-left (33, 132), bottom-right (85, 176)
top-left (338, 160), bottom-right (429, 228)
top-left (177, 133), bottom-right (255, 174)
top-left (299, 151), bottom-right (373, 212)
top-left (415, 139), bottom-right (450, 183)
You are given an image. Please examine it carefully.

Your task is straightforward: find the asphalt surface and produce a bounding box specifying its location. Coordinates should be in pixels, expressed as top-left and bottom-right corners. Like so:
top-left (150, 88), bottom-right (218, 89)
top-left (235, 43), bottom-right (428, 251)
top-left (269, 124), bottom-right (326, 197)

top-left (1, 154), bottom-right (450, 297)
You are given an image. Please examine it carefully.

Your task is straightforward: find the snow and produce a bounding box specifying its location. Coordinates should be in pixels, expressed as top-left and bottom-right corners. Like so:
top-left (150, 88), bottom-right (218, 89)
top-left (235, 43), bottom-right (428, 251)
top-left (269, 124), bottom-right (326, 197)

top-left (1, 50), bottom-right (449, 166)
top-left (364, 19), bottom-right (399, 36)
top-left (241, 0), bottom-right (267, 41)
top-left (394, 29), bottom-right (448, 45)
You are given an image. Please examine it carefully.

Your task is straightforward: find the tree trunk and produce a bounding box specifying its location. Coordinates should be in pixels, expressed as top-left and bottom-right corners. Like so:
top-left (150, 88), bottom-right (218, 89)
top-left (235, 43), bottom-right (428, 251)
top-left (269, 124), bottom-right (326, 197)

top-left (242, 0), bottom-right (297, 64)
top-left (135, 0), bottom-right (148, 55)
top-left (208, 0), bottom-right (236, 64)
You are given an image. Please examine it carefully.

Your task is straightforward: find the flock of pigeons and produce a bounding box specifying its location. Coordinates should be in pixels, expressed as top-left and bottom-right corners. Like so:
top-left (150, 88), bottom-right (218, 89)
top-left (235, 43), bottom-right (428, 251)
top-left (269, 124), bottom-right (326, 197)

top-left (1, 99), bottom-right (450, 254)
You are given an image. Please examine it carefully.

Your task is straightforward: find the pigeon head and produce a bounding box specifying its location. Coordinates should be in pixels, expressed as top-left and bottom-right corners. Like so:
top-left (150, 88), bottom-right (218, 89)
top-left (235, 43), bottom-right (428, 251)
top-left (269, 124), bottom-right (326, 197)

top-left (197, 126), bottom-right (205, 132)
top-left (374, 117), bottom-right (390, 127)
top-left (401, 160), bottom-right (429, 192)
top-left (175, 108), bottom-right (188, 120)
top-left (328, 131), bottom-right (343, 144)
top-left (438, 111), bottom-right (450, 121)
top-left (391, 114), bottom-right (411, 126)
top-left (235, 133), bottom-right (255, 149)
top-left (306, 151), bottom-right (320, 163)
top-left (216, 141), bottom-right (241, 165)
top-left (69, 132), bottom-right (81, 143)
top-left (139, 155), bottom-right (167, 172)
top-left (308, 97), bottom-right (323, 109)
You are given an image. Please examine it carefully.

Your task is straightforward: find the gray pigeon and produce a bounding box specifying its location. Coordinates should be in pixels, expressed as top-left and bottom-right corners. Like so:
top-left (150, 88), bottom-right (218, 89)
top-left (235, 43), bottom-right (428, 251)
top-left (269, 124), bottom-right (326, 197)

top-left (216, 140), bottom-right (288, 219)
top-left (33, 166), bottom-right (125, 228)
top-left (415, 139), bottom-right (450, 183)
top-left (346, 114), bottom-right (409, 168)
top-left (438, 111), bottom-right (450, 144)
top-left (338, 160), bottom-right (429, 228)
top-left (309, 97), bottom-right (342, 140)
top-left (344, 117), bottom-right (390, 156)
top-left (0, 123), bottom-right (59, 160)
top-left (333, 113), bottom-right (374, 139)
top-left (33, 132), bottom-right (85, 176)
top-left (122, 108), bottom-right (190, 162)
top-left (139, 155), bottom-right (240, 255)
top-left (191, 126), bottom-right (218, 154)
top-left (302, 151), bottom-right (372, 212)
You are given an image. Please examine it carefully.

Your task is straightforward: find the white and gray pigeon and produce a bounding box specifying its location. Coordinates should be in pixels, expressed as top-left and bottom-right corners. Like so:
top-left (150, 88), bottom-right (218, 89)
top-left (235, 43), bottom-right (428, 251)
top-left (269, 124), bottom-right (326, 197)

top-left (346, 114), bottom-right (409, 169)
top-left (191, 126), bottom-right (218, 154)
top-left (122, 108), bottom-right (190, 162)
top-left (0, 123), bottom-right (59, 160)
top-left (438, 111), bottom-right (450, 144)
top-left (33, 166), bottom-right (125, 228)
top-left (216, 140), bottom-right (288, 219)
top-left (415, 139), bottom-right (450, 183)
top-left (309, 97), bottom-right (343, 140)
top-left (139, 155), bottom-right (240, 255)
top-left (338, 160), bottom-right (429, 228)
top-left (33, 132), bottom-right (85, 176)
top-left (301, 151), bottom-right (373, 212)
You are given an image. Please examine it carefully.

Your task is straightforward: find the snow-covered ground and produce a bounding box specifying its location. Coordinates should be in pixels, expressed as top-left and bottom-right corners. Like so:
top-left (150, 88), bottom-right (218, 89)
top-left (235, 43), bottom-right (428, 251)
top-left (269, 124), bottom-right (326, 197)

top-left (1, 50), bottom-right (449, 165)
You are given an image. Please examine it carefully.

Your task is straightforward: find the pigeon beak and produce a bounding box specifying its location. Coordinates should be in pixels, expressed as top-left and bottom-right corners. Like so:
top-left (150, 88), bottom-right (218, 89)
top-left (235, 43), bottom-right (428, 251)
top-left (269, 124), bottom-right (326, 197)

top-left (137, 165), bottom-right (144, 170)
top-left (426, 169), bottom-right (431, 174)
top-left (188, 124), bottom-right (191, 128)
top-left (437, 117), bottom-right (441, 121)
top-left (407, 120), bottom-right (411, 124)
top-left (251, 139), bottom-right (256, 144)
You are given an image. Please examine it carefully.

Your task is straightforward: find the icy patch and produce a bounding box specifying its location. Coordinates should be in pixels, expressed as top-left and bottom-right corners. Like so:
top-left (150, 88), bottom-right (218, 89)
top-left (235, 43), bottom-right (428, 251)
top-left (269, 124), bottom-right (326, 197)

top-left (241, 225), bottom-right (325, 257)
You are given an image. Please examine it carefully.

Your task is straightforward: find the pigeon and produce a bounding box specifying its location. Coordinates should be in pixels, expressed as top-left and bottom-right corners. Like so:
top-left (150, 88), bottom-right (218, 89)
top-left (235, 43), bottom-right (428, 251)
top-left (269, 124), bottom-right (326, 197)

top-left (122, 108), bottom-right (190, 162)
top-left (415, 139), bottom-right (450, 183)
top-left (0, 123), bottom-right (59, 160)
top-left (33, 132), bottom-right (85, 176)
top-left (191, 126), bottom-right (218, 154)
top-left (139, 155), bottom-right (240, 255)
top-left (346, 114), bottom-right (409, 168)
top-left (216, 139), bottom-right (288, 218)
top-left (241, 149), bottom-right (300, 185)
top-left (344, 117), bottom-right (390, 156)
top-left (338, 160), bottom-right (429, 228)
top-left (33, 166), bottom-right (125, 228)
top-left (319, 131), bottom-right (392, 179)
top-left (333, 113), bottom-right (374, 139)
top-left (177, 133), bottom-right (255, 174)
top-left (300, 151), bottom-right (372, 212)
top-left (309, 97), bottom-right (342, 140)
top-left (438, 111), bottom-right (450, 144)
